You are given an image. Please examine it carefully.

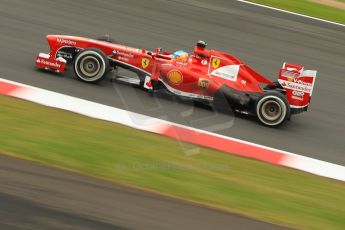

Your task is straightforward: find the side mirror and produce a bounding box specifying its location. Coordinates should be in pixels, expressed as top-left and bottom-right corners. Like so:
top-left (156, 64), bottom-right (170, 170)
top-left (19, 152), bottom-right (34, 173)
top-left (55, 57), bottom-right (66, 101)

top-left (196, 40), bottom-right (207, 48)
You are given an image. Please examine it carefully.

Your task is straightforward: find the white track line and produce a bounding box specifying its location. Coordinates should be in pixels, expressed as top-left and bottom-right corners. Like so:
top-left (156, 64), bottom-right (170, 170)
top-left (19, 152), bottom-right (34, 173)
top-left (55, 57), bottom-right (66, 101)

top-left (1, 77), bottom-right (345, 182)
top-left (237, 0), bottom-right (345, 27)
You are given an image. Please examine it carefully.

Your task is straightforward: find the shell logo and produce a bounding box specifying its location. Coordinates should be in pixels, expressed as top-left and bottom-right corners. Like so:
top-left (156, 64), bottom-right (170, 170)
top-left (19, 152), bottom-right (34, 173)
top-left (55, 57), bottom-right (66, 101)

top-left (167, 70), bottom-right (183, 85)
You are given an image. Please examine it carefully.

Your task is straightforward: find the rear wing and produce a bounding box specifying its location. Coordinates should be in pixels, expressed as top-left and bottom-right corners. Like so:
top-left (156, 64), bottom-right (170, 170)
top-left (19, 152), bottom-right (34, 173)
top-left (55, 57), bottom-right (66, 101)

top-left (278, 63), bottom-right (317, 111)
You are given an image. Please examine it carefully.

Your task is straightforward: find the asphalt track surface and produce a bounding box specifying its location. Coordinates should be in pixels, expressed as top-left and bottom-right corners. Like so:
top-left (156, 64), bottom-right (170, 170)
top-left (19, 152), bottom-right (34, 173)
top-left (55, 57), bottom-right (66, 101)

top-left (1, 0), bottom-right (345, 166)
top-left (0, 155), bottom-right (289, 230)
top-left (0, 0), bottom-right (343, 228)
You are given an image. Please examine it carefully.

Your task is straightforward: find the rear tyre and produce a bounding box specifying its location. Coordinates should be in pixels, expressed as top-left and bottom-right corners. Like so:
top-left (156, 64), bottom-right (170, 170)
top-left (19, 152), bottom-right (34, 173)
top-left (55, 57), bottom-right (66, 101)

top-left (73, 48), bottom-right (109, 83)
top-left (256, 91), bottom-right (290, 127)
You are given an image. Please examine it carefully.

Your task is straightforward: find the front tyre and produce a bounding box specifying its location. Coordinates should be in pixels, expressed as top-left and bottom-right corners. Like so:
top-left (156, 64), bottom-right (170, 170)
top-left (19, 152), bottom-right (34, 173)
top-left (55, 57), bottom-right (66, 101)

top-left (256, 91), bottom-right (290, 127)
top-left (73, 48), bottom-right (109, 83)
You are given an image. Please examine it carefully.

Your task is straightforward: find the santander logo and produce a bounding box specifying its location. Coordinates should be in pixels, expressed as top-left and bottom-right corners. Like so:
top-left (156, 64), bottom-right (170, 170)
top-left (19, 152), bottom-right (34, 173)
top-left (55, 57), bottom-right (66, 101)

top-left (36, 58), bottom-right (61, 68)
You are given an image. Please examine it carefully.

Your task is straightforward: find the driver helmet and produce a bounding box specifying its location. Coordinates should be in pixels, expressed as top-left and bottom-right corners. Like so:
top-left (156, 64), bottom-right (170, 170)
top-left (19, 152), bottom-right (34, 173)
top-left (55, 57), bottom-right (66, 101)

top-left (172, 50), bottom-right (188, 60)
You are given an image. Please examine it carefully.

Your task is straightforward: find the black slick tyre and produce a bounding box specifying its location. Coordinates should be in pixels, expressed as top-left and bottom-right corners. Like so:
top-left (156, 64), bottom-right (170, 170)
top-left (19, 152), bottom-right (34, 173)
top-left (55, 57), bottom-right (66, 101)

top-left (73, 48), bottom-right (109, 83)
top-left (256, 91), bottom-right (290, 127)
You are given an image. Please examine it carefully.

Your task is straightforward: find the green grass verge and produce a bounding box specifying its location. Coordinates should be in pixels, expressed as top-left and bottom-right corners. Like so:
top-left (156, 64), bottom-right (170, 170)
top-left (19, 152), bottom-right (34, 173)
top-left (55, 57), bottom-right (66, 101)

top-left (249, 0), bottom-right (345, 24)
top-left (1, 95), bottom-right (345, 229)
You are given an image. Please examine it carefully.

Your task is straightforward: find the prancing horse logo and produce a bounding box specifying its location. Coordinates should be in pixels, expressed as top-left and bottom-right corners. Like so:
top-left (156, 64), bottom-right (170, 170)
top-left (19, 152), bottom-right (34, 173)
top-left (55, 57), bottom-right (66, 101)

top-left (212, 57), bottom-right (221, 69)
top-left (141, 58), bottom-right (150, 69)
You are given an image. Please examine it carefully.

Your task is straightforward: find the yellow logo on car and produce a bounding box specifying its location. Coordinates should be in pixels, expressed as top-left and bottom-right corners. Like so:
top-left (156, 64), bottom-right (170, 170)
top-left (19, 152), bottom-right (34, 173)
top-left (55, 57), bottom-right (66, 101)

top-left (141, 58), bottom-right (150, 68)
top-left (198, 78), bottom-right (210, 89)
top-left (212, 57), bottom-right (221, 69)
top-left (167, 70), bottom-right (183, 85)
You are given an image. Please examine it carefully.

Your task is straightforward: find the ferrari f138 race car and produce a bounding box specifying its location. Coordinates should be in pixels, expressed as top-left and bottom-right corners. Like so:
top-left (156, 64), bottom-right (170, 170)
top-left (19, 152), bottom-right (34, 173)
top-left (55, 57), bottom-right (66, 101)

top-left (35, 35), bottom-right (317, 127)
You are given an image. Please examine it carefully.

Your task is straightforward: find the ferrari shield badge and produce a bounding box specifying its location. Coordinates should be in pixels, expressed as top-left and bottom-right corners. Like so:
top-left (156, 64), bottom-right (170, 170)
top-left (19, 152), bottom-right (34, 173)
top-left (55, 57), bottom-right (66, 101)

top-left (141, 58), bottom-right (150, 68)
top-left (211, 57), bottom-right (221, 69)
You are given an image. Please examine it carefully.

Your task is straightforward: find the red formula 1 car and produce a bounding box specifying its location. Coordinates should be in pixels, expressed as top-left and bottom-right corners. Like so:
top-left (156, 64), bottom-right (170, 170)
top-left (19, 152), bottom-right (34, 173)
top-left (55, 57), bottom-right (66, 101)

top-left (35, 35), bottom-right (317, 127)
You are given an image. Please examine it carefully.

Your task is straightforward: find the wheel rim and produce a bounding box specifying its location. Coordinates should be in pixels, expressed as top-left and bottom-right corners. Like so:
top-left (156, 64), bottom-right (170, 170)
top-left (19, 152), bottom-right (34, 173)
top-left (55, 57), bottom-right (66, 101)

top-left (256, 95), bottom-right (287, 126)
top-left (261, 100), bottom-right (282, 121)
top-left (80, 56), bottom-right (101, 78)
